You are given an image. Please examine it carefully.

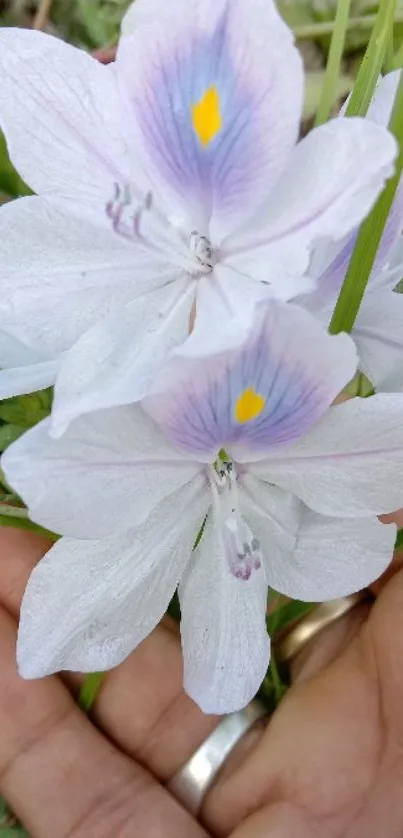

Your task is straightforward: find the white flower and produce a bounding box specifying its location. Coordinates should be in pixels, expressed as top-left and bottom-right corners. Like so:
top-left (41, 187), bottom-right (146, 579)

top-left (3, 298), bottom-right (403, 714)
top-left (0, 0), bottom-right (396, 433)
top-left (300, 70), bottom-right (403, 391)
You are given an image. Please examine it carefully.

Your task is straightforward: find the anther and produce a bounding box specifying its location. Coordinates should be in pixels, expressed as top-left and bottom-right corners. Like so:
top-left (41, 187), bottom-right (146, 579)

top-left (190, 231), bottom-right (215, 270)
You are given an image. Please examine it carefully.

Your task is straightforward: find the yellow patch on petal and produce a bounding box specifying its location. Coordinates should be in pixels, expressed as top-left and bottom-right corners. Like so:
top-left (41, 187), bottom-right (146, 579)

top-left (234, 388), bottom-right (265, 424)
top-left (191, 86), bottom-right (222, 147)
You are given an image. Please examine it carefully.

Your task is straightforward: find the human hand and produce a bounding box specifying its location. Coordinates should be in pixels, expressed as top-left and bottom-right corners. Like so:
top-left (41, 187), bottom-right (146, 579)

top-left (1, 526), bottom-right (403, 838)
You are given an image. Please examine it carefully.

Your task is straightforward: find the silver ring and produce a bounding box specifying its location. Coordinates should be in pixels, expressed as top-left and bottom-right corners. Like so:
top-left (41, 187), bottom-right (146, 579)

top-left (167, 700), bottom-right (267, 815)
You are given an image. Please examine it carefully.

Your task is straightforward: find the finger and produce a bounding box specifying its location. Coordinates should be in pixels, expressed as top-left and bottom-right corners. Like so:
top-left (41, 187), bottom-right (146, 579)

top-left (0, 530), bottom-right (265, 834)
top-left (203, 557), bottom-right (403, 833)
top-left (0, 528), bottom-right (399, 838)
top-left (280, 546), bottom-right (403, 684)
top-left (0, 530), bottom-right (220, 774)
top-left (0, 533), bottom-right (287, 838)
top-left (289, 598), bottom-right (371, 684)
top-left (0, 527), bottom-right (51, 616)
top-left (224, 566), bottom-right (403, 838)
top-left (379, 507), bottom-right (403, 527)
top-left (228, 803), bottom-right (316, 838)
top-left (368, 545), bottom-right (403, 595)
top-left (0, 603), bottom-right (208, 838)
top-left (0, 530), bottom-right (224, 784)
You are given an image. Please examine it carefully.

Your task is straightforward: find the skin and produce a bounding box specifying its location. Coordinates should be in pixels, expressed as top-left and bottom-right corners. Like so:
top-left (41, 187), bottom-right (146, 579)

top-left (1, 525), bottom-right (403, 838)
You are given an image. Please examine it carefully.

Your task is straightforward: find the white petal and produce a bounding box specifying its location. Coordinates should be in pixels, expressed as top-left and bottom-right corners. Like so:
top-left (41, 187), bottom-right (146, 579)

top-left (0, 29), bottom-right (137, 203)
top-left (0, 329), bottom-right (59, 397)
top-left (179, 512), bottom-right (270, 714)
top-left (2, 408), bottom-right (203, 539)
top-left (221, 251), bottom-right (315, 301)
top-left (366, 70), bottom-right (402, 127)
top-left (0, 328), bottom-right (50, 368)
top-left (368, 227), bottom-right (403, 294)
top-left (0, 360), bottom-right (59, 399)
top-left (227, 118), bottom-right (396, 288)
top-left (51, 279), bottom-right (195, 436)
top-left (117, 0), bottom-right (303, 239)
top-left (354, 290), bottom-right (403, 392)
top-left (251, 395), bottom-right (403, 517)
top-left (240, 474), bottom-right (300, 560)
top-left (266, 507), bottom-right (395, 601)
top-left (17, 481), bottom-right (208, 678)
top-left (0, 196), bottom-right (170, 356)
top-left (267, 118), bottom-right (396, 244)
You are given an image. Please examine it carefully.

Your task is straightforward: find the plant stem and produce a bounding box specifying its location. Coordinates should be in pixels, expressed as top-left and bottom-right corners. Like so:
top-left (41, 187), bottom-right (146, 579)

top-left (293, 11), bottom-right (403, 40)
top-left (314, 0), bottom-right (352, 127)
top-left (330, 70), bottom-right (403, 334)
top-left (32, 0), bottom-right (54, 30)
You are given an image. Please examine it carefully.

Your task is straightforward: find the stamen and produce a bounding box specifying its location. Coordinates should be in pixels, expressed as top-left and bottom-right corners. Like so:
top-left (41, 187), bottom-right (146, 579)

top-left (106, 182), bottom-right (154, 243)
top-left (209, 461), bottom-right (262, 581)
top-left (105, 181), bottom-right (209, 275)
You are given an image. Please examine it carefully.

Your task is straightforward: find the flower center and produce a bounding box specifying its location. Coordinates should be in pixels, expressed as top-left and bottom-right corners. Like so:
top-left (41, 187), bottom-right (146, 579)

top-left (189, 231), bottom-right (215, 273)
top-left (106, 182), bottom-right (216, 278)
top-left (210, 457), bottom-right (262, 581)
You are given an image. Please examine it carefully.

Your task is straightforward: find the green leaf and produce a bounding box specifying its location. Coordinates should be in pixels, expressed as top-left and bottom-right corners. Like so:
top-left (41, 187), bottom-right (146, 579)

top-left (330, 69), bottom-right (403, 334)
top-left (0, 514), bottom-right (58, 541)
top-left (0, 133), bottom-right (31, 198)
top-left (395, 529), bottom-right (403, 550)
top-left (167, 592), bottom-right (181, 622)
top-left (79, 672), bottom-right (106, 712)
top-left (0, 795), bottom-right (28, 836)
top-left (0, 391), bottom-right (52, 429)
top-left (0, 425), bottom-right (25, 452)
top-left (394, 36), bottom-right (403, 67)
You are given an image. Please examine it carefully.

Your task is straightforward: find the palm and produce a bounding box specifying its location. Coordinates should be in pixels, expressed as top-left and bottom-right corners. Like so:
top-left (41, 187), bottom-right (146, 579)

top-left (0, 528), bottom-right (402, 838)
top-left (230, 581), bottom-right (403, 838)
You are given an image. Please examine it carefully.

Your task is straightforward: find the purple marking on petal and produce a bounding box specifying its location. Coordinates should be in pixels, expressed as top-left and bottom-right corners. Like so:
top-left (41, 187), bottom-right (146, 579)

top-left (144, 299), bottom-right (357, 455)
top-left (305, 175), bottom-right (403, 314)
top-left (131, 13), bottom-right (256, 215)
top-left (117, 1), bottom-right (302, 237)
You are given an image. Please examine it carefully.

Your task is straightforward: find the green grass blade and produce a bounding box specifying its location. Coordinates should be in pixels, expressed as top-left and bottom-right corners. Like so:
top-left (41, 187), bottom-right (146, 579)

top-left (314, 0), bottom-right (352, 127)
top-left (394, 39), bottom-right (403, 68)
top-left (330, 70), bottom-right (403, 335)
top-left (346, 0), bottom-right (397, 118)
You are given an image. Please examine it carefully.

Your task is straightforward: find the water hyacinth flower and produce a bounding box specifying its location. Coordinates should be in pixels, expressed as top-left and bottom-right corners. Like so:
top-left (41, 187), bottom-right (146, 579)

top-left (4, 299), bottom-right (403, 714)
top-left (0, 0), bottom-right (397, 435)
top-left (300, 70), bottom-right (403, 391)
